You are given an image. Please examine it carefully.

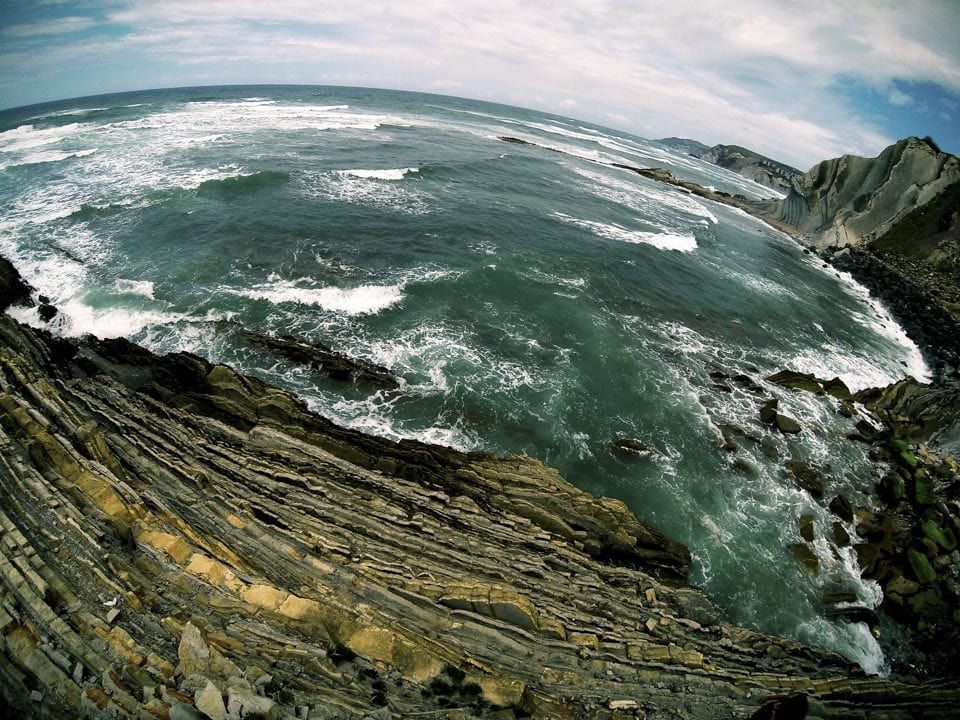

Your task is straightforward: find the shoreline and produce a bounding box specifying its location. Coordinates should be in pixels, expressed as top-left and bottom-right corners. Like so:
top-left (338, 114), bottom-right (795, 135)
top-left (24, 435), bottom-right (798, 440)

top-left (2, 255), bottom-right (959, 717)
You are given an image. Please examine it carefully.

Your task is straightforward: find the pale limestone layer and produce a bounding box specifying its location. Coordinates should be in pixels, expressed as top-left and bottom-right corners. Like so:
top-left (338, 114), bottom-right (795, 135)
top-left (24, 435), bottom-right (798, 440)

top-left (770, 137), bottom-right (960, 249)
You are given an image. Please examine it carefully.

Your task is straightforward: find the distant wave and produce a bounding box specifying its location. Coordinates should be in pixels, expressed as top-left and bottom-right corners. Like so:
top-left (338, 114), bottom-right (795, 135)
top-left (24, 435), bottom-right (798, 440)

top-left (552, 212), bottom-right (698, 252)
top-left (196, 170), bottom-right (290, 196)
top-left (0, 148), bottom-right (97, 171)
top-left (0, 122), bottom-right (84, 153)
top-left (338, 167), bottom-right (419, 181)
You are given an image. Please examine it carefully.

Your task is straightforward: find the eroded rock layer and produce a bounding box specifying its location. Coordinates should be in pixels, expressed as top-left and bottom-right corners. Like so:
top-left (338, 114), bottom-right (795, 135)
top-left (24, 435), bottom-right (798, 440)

top-left (1, 292), bottom-right (959, 718)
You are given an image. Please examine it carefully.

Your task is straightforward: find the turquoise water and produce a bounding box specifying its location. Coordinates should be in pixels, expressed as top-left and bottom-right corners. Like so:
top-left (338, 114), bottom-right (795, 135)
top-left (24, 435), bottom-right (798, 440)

top-left (0, 85), bottom-right (930, 673)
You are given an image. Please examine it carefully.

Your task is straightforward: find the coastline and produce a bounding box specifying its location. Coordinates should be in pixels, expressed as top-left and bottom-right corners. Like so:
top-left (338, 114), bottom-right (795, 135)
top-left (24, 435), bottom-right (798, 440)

top-left (1, 255), bottom-right (959, 718)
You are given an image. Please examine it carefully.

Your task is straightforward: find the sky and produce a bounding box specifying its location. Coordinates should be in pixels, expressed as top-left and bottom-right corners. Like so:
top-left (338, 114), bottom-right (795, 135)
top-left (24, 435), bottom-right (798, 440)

top-left (0, 0), bottom-right (958, 169)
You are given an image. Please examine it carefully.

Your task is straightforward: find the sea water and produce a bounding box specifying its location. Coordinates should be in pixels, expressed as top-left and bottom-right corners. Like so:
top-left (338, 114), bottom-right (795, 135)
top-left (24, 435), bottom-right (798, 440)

top-left (0, 85), bottom-right (930, 673)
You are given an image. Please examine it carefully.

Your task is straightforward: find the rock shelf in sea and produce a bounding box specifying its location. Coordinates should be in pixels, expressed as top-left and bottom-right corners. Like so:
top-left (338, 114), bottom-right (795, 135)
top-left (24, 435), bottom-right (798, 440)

top-left (1, 257), bottom-right (959, 718)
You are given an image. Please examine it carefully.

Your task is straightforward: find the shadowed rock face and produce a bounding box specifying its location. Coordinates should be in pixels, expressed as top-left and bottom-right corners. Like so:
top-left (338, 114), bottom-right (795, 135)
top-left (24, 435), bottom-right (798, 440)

top-left (1, 262), bottom-right (959, 718)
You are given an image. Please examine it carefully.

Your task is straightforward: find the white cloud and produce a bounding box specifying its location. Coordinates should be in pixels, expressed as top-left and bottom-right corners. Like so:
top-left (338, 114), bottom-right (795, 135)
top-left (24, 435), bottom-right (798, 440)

top-left (2, 16), bottom-right (98, 37)
top-left (888, 87), bottom-right (914, 107)
top-left (2, 1), bottom-right (958, 166)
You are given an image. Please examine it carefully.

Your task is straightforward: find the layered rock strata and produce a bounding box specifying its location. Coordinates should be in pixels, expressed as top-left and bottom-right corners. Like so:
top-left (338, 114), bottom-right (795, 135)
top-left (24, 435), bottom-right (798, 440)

top-left (1, 265), bottom-right (959, 718)
top-left (762, 137), bottom-right (960, 250)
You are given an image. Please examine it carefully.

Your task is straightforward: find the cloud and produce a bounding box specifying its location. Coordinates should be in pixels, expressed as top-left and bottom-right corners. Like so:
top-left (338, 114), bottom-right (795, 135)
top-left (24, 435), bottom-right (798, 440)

top-left (1, 1), bottom-right (958, 166)
top-left (887, 87), bottom-right (914, 107)
top-left (2, 16), bottom-right (98, 37)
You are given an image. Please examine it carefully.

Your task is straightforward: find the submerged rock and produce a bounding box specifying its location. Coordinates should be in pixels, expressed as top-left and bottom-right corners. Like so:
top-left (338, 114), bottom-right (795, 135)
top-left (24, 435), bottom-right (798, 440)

top-left (243, 330), bottom-right (400, 389)
top-left (610, 437), bottom-right (653, 458)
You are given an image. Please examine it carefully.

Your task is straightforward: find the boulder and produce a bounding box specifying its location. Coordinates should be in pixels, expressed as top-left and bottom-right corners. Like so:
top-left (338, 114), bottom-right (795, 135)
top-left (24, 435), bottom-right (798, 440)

top-left (833, 522), bottom-right (851, 547)
top-left (798, 515), bottom-right (815, 542)
top-left (914, 469), bottom-right (936, 505)
top-left (921, 520), bottom-right (958, 551)
top-left (788, 544), bottom-right (819, 574)
top-left (775, 414), bottom-right (802, 434)
top-left (759, 399), bottom-right (779, 425)
top-left (907, 548), bottom-right (938, 584)
top-left (828, 494), bottom-right (854, 522)
top-left (611, 438), bottom-right (652, 459)
top-left (785, 461), bottom-right (824, 498)
top-left (885, 574), bottom-right (921, 598)
top-left (877, 473), bottom-right (905, 504)
top-left (765, 370), bottom-right (823, 393)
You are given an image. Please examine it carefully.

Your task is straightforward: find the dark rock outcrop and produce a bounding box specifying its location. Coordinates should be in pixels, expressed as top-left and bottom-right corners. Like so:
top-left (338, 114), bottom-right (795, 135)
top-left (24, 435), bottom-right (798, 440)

top-left (243, 330), bottom-right (400, 389)
top-left (0, 256), bottom-right (33, 312)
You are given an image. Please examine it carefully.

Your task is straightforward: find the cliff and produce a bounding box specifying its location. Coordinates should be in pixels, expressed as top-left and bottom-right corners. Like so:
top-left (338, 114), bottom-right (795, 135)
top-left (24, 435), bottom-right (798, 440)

top-left (765, 137), bottom-right (960, 251)
top-left (658, 138), bottom-right (803, 193)
top-left (1, 261), bottom-right (959, 719)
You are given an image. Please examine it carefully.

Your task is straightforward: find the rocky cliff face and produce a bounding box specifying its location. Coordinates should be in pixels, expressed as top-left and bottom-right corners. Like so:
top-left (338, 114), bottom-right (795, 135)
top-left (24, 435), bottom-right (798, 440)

top-left (657, 138), bottom-right (803, 193)
top-left (768, 137), bottom-right (960, 250)
top-left (2, 261), bottom-right (959, 719)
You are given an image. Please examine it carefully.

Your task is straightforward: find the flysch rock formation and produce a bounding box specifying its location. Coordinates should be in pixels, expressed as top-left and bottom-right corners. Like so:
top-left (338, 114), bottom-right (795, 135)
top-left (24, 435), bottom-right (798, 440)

top-left (657, 139), bottom-right (803, 194)
top-left (2, 264), bottom-right (959, 719)
top-left (763, 137), bottom-right (960, 250)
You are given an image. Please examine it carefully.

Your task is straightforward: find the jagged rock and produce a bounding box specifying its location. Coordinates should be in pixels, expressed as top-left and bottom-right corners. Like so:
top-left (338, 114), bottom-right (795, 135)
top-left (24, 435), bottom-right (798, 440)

top-left (194, 680), bottom-right (227, 720)
top-left (610, 437), bottom-right (652, 458)
top-left (775, 414), bottom-right (802, 434)
top-left (243, 330), bottom-right (399, 389)
top-left (766, 370), bottom-right (823, 394)
top-left (732, 374), bottom-right (764, 393)
top-left (759, 398), bottom-right (779, 425)
top-left (37, 303), bottom-right (58, 322)
top-left (799, 515), bottom-right (815, 542)
top-left (0, 256), bottom-right (34, 311)
top-left (829, 494), bottom-right (854, 522)
top-left (177, 623), bottom-right (212, 677)
top-left (785, 460), bottom-right (824, 498)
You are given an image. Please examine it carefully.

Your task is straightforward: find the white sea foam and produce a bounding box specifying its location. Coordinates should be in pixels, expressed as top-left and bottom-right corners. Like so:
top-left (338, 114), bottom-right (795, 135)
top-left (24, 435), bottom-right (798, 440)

top-left (114, 278), bottom-right (155, 299)
top-left (6, 299), bottom-right (191, 340)
top-left (2, 148), bottom-right (97, 169)
top-left (553, 212), bottom-right (697, 252)
top-left (568, 164), bottom-right (718, 225)
top-left (338, 167), bottom-right (419, 180)
top-left (234, 280), bottom-right (404, 315)
top-left (298, 169), bottom-right (431, 215)
top-left (0, 122), bottom-right (85, 153)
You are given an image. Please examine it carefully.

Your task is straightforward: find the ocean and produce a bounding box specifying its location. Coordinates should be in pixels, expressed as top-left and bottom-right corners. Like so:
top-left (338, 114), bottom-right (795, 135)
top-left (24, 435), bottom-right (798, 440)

top-left (0, 85), bottom-right (930, 674)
